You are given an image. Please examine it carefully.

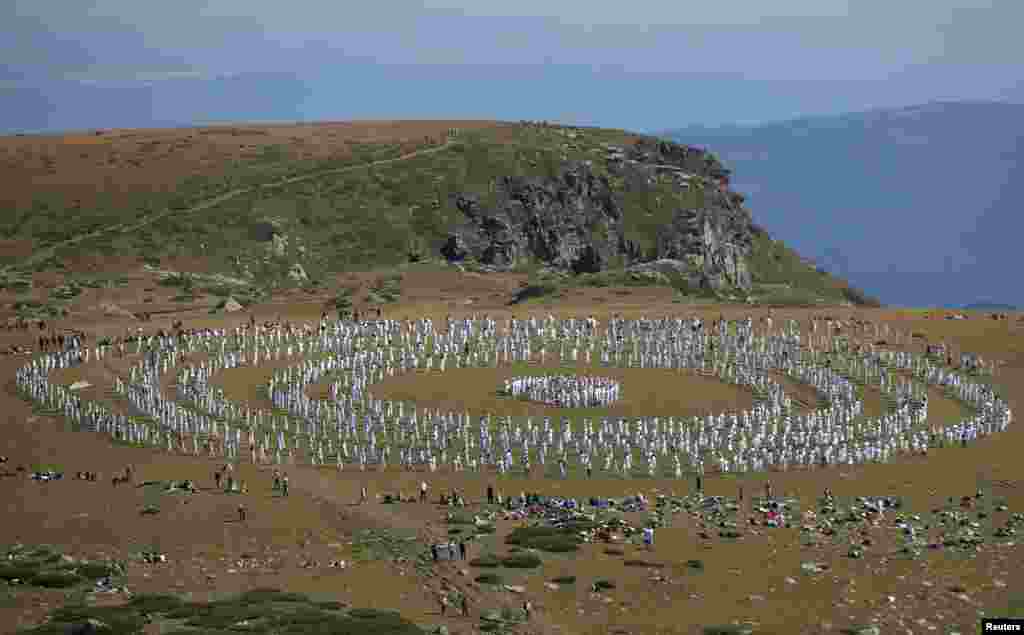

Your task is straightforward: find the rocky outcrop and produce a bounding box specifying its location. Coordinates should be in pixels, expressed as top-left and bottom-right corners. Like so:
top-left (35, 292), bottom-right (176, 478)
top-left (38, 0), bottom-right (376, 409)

top-left (442, 138), bottom-right (756, 291)
top-left (97, 302), bottom-right (137, 320)
top-left (442, 164), bottom-right (623, 274)
top-left (652, 187), bottom-right (753, 291)
top-left (222, 297), bottom-right (244, 313)
top-left (288, 263), bottom-right (308, 283)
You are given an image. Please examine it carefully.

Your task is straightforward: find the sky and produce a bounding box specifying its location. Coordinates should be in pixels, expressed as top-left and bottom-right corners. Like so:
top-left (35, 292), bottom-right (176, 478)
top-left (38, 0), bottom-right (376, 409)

top-left (3, 0), bottom-right (1022, 132)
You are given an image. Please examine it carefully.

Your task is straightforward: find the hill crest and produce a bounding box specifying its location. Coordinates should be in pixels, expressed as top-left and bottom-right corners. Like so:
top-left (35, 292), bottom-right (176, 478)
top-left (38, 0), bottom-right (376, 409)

top-left (0, 119), bottom-right (878, 319)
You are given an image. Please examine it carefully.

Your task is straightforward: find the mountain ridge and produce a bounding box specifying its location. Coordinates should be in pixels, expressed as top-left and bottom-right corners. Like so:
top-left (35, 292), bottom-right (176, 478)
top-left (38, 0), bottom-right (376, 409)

top-left (0, 120), bottom-right (879, 316)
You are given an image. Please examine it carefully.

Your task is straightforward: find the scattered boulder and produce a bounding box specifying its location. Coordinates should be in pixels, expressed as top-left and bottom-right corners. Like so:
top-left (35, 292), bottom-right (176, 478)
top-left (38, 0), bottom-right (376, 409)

top-left (272, 234), bottom-right (288, 257)
top-left (97, 303), bottom-right (136, 320)
top-left (288, 263), bottom-right (308, 283)
top-left (222, 297), bottom-right (244, 313)
top-left (65, 618), bottom-right (111, 634)
top-left (68, 381), bottom-right (92, 391)
top-left (841, 626), bottom-right (880, 635)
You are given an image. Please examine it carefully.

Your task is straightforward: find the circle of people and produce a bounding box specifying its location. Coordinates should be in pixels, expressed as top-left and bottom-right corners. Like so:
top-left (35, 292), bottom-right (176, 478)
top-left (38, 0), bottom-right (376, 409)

top-left (14, 313), bottom-right (1013, 481)
top-left (501, 375), bottom-right (621, 407)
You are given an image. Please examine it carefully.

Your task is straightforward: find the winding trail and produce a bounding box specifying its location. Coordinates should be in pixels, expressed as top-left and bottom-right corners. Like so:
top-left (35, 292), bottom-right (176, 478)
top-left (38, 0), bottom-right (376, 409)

top-left (2, 140), bottom-right (454, 275)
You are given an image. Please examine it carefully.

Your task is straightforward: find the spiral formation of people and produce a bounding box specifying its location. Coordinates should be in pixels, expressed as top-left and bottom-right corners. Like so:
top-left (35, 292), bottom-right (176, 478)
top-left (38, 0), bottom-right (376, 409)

top-left (15, 313), bottom-right (1013, 481)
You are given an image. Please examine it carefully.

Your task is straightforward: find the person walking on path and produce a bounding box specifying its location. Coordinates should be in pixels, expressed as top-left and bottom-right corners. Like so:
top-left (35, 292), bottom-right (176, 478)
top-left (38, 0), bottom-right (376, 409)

top-left (360, 485), bottom-right (368, 504)
top-left (461, 595), bottom-right (469, 617)
top-left (440, 594), bottom-right (448, 617)
top-left (458, 540), bottom-right (467, 560)
top-left (524, 600), bottom-right (533, 621)
top-left (238, 503), bottom-right (246, 522)
top-left (281, 473), bottom-right (289, 497)
top-left (214, 470), bottom-right (222, 490)
top-left (487, 485), bottom-right (494, 505)
top-left (420, 480), bottom-right (428, 503)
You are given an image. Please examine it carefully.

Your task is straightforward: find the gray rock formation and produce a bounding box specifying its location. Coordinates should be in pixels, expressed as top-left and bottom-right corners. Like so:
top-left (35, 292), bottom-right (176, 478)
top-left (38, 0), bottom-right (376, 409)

top-left (442, 165), bottom-right (623, 274)
top-left (222, 297), bottom-right (244, 313)
top-left (652, 188), bottom-right (753, 291)
top-left (288, 263), bottom-right (308, 283)
top-left (442, 138), bottom-right (756, 291)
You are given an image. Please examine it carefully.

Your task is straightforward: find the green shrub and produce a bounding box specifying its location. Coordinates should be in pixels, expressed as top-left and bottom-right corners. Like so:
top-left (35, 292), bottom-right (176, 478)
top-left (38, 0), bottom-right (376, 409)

top-left (238, 588), bottom-right (308, 604)
top-left (841, 285), bottom-right (883, 307)
top-left (703, 626), bottom-right (754, 635)
top-left (30, 572), bottom-right (83, 588)
top-left (592, 579), bottom-right (616, 591)
top-left (551, 575), bottom-right (576, 585)
top-left (510, 282), bottom-right (561, 305)
top-left (348, 607), bottom-right (400, 619)
top-left (474, 573), bottom-right (503, 585)
top-left (469, 554), bottom-right (501, 568)
top-left (623, 559), bottom-right (664, 568)
top-left (0, 565), bottom-right (39, 581)
top-left (34, 604), bottom-right (150, 634)
top-left (505, 526), bottom-right (582, 552)
top-left (185, 604), bottom-right (264, 628)
top-left (76, 563), bottom-right (115, 579)
top-left (501, 553), bottom-right (542, 569)
top-left (159, 273), bottom-right (194, 289)
top-left (528, 535), bottom-right (580, 553)
top-left (127, 593), bottom-right (187, 613)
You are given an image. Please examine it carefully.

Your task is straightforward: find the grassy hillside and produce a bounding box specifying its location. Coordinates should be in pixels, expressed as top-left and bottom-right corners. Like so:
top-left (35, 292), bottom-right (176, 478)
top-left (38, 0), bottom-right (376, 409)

top-left (0, 121), bottom-right (877, 307)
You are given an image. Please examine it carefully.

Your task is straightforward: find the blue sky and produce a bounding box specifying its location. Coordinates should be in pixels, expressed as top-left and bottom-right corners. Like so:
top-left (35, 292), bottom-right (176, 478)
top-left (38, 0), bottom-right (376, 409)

top-left (2, 0), bottom-right (1022, 133)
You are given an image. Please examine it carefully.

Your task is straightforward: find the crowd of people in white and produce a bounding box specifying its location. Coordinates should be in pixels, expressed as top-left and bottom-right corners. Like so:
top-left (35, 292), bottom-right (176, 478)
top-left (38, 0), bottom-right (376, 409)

top-left (500, 375), bottom-right (621, 407)
top-left (14, 313), bottom-right (1012, 481)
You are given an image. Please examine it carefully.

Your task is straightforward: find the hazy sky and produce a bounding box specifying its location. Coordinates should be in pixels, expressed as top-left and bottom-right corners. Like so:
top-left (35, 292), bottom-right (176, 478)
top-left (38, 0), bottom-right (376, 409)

top-left (3, 1), bottom-right (1021, 132)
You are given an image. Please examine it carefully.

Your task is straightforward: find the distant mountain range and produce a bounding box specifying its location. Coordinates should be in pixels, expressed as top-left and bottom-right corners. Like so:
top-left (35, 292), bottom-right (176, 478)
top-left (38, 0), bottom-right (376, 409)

top-left (660, 101), bottom-right (1024, 308)
top-left (962, 303), bottom-right (1018, 311)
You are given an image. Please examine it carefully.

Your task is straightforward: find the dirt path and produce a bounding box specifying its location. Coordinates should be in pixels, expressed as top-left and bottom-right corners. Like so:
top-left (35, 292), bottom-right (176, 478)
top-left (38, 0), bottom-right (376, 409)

top-left (0, 140), bottom-right (454, 275)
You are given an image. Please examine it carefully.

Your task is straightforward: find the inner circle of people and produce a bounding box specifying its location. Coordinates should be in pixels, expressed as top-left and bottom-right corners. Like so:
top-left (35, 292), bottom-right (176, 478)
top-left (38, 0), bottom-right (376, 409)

top-left (15, 312), bottom-right (1012, 481)
top-left (501, 375), bottom-right (621, 408)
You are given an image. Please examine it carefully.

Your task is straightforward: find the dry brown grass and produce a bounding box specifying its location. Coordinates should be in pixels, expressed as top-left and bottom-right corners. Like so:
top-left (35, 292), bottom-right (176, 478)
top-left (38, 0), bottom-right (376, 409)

top-left (0, 120), bottom-right (507, 219)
